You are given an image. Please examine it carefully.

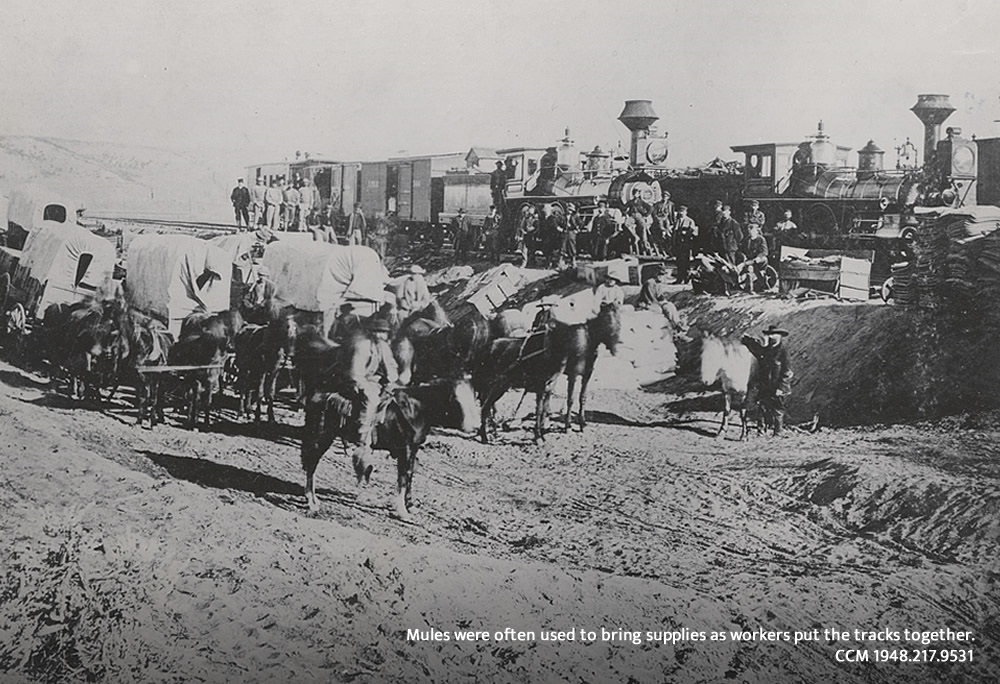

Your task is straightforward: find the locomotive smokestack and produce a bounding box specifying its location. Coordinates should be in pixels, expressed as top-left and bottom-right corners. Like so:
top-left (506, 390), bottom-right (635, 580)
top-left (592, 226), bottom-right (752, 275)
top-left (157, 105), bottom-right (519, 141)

top-left (911, 94), bottom-right (955, 166)
top-left (619, 100), bottom-right (659, 167)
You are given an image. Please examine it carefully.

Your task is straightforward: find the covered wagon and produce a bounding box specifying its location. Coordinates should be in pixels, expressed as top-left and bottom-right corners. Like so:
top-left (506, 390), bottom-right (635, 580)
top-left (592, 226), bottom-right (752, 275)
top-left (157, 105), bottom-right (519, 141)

top-left (261, 241), bottom-right (387, 333)
top-left (5, 185), bottom-right (84, 250)
top-left (0, 221), bottom-right (116, 319)
top-left (125, 234), bottom-right (231, 336)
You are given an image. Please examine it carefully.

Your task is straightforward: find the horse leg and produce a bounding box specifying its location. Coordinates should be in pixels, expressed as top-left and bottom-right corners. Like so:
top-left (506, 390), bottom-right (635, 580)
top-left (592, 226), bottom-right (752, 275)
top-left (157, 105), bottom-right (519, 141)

top-left (534, 390), bottom-right (548, 443)
top-left (265, 360), bottom-right (278, 424)
top-left (563, 371), bottom-right (577, 433)
top-left (716, 390), bottom-right (730, 438)
top-left (739, 400), bottom-right (749, 441)
top-left (301, 400), bottom-right (335, 513)
top-left (393, 446), bottom-right (415, 520)
top-left (136, 376), bottom-right (148, 427)
top-left (579, 356), bottom-right (597, 431)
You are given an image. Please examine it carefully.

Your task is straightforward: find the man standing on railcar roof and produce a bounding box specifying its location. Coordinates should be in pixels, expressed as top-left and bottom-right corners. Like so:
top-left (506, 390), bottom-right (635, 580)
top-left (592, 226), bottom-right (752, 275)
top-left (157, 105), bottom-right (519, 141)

top-left (283, 181), bottom-right (301, 232)
top-left (264, 179), bottom-right (283, 233)
top-left (250, 177), bottom-right (266, 227)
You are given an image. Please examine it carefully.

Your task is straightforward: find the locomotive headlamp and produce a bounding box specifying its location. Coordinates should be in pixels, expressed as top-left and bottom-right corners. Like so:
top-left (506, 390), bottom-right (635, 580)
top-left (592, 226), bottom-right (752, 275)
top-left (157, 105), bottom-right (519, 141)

top-left (645, 139), bottom-right (669, 165)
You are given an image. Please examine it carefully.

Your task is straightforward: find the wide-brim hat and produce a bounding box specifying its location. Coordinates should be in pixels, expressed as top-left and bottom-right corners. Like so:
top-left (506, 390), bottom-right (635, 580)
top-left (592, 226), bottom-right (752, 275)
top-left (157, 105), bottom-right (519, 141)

top-left (408, 264), bottom-right (426, 274)
top-left (256, 265), bottom-right (271, 278)
top-left (538, 295), bottom-right (559, 307)
top-left (367, 317), bottom-right (392, 333)
top-left (763, 324), bottom-right (789, 336)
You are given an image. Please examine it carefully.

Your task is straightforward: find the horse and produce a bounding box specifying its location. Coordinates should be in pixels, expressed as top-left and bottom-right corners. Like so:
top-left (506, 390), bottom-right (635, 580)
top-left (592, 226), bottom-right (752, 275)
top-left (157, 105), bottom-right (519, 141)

top-left (392, 303), bottom-right (491, 386)
top-left (473, 317), bottom-right (581, 443)
top-left (562, 303), bottom-right (621, 432)
top-left (300, 378), bottom-right (480, 519)
top-left (41, 298), bottom-right (128, 402)
top-left (233, 323), bottom-right (268, 422)
top-left (699, 335), bottom-right (763, 440)
top-left (119, 308), bottom-right (174, 428)
top-left (169, 312), bottom-right (230, 429)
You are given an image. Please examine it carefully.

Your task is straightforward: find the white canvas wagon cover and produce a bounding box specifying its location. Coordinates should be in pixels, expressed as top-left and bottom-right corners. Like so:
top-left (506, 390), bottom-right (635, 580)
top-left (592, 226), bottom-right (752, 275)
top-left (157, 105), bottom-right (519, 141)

top-left (261, 241), bottom-right (387, 319)
top-left (209, 233), bottom-right (257, 283)
top-left (125, 234), bottom-right (230, 336)
top-left (18, 222), bottom-right (115, 317)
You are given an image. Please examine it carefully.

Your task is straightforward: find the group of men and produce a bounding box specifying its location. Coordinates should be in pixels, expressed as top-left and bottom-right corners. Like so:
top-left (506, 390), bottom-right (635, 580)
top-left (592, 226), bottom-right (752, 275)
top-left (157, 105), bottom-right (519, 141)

top-left (230, 175), bottom-right (319, 234)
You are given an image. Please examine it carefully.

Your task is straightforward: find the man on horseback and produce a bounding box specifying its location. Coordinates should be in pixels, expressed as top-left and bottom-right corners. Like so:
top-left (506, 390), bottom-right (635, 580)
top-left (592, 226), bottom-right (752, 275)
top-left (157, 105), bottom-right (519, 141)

top-left (396, 264), bottom-right (432, 317)
top-left (339, 316), bottom-right (400, 482)
top-left (741, 324), bottom-right (793, 436)
top-left (591, 272), bottom-right (624, 318)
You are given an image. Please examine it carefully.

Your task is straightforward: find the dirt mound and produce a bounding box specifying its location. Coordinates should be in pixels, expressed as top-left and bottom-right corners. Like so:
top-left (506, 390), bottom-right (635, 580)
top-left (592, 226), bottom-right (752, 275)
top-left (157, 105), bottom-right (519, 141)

top-left (668, 288), bottom-right (999, 426)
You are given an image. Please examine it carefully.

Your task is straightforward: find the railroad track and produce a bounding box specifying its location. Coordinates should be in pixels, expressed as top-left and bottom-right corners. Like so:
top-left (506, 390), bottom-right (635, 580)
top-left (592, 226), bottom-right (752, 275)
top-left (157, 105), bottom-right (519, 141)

top-left (90, 215), bottom-right (239, 235)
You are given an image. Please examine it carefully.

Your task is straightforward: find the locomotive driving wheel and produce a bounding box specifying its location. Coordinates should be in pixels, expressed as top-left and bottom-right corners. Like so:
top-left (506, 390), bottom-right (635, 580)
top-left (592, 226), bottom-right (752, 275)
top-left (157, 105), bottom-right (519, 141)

top-left (803, 203), bottom-right (839, 234)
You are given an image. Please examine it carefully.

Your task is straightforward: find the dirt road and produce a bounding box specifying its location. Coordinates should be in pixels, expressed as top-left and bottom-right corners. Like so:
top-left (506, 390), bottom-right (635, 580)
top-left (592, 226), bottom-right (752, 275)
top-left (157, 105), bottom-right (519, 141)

top-left (0, 358), bottom-right (997, 683)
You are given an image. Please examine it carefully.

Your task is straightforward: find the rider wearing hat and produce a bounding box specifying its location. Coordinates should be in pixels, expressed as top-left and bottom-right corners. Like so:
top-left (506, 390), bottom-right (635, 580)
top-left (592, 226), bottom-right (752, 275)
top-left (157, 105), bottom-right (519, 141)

top-left (396, 264), bottom-right (432, 316)
top-left (591, 271), bottom-right (625, 318)
top-left (741, 324), bottom-right (793, 436)
top-left (339, 314), bottom-right (400, 483)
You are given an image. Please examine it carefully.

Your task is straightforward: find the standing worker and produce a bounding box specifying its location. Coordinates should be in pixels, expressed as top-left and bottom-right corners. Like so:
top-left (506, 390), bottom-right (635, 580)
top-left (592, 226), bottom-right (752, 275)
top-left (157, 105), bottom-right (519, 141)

top-left (716, 205), bottom-right (744, 265)
top-left (482, 205), bottom-right (502, 263)
top-left (561, 202), bottom-right (581, 268)
top-left (283, 181), bottom-right (301, 231)
top-left (230, 178), bottom-right (251, 230)
top-left (490, 160), bottom-right (507, 216)
top-left (250, 177), bottom-right (266, 228)
top-left (298, 178), bottom-right (315, 232)
top-left (672, 205), bottom-right (699, 283)
top-left (741, 324), bottom-right (793, 436)
top-left (348, 202), bottom-right (367, 246)
top-left (591, 199), bottom-right (615, 261)
top-left (451, 208), bottom-right (471, 263)
top-left (264, 179), bottom-right (283, 233)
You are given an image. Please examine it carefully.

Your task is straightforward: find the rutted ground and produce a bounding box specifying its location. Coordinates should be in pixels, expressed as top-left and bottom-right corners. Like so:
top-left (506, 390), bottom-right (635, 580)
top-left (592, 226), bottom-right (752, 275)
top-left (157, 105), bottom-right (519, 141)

top-left (0, 356), bottom-right (997, 684)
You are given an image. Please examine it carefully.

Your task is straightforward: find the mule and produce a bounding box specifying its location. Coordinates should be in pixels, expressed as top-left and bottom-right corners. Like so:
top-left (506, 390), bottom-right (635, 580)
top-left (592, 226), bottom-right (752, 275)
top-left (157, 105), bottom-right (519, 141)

top-left (300, 378), bottom-right (480, 519)
top-left (562, 303), bottom-right (621, 432)
top-left (699, 335), bottom-right (763, 440)
top-left (120, 309), bottom-right (174, 428)
top-left (473, 317), bottom-right (580, 443)
top-left (169, 312), bottom-right (229, 429)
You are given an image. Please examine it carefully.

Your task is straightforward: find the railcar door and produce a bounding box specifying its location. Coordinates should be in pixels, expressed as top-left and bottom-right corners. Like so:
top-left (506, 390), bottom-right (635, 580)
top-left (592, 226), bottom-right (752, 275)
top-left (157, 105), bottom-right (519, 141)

top-left (397, 162), bottom-right (413, 221)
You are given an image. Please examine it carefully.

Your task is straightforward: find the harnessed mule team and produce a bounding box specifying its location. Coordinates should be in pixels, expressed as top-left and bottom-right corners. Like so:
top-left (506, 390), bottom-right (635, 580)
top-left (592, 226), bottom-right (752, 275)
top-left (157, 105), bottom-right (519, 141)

top-left (1, 261), bottom-right (789, 518)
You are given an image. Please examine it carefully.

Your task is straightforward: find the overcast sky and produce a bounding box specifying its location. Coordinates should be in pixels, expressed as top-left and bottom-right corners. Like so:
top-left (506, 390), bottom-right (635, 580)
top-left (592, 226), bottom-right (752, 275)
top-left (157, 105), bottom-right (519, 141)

top-left (1, 0), bottom-right (998, 172)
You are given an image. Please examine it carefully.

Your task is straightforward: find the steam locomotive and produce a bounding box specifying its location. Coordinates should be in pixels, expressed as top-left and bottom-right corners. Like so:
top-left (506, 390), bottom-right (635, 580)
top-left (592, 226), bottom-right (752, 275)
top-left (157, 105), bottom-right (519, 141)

top-left (246, 94), bottom-right (986, 259)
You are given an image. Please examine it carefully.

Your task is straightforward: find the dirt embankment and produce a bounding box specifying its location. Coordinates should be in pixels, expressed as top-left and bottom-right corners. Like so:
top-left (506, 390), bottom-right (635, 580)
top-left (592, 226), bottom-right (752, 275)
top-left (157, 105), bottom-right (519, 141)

top-left (669, 290), bottom-right (1000, 426)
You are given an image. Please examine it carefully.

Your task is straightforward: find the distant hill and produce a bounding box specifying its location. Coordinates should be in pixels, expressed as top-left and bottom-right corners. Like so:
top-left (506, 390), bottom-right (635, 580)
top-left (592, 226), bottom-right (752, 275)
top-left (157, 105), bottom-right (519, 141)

top-left (0, 136), bottom-right (242, 224)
